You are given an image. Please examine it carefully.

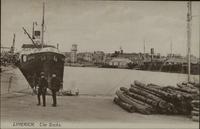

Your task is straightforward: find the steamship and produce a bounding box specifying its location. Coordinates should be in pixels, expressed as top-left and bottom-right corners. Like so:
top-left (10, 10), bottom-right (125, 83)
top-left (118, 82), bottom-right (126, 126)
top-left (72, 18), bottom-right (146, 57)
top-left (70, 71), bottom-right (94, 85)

top-left (17, 3), bottom-right (65, 89)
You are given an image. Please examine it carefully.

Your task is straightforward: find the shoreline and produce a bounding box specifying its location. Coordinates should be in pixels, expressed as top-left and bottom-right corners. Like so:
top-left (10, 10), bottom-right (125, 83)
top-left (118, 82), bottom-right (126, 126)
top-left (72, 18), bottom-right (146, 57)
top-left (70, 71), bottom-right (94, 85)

top-left (64, 65), bottom-right (200, 76)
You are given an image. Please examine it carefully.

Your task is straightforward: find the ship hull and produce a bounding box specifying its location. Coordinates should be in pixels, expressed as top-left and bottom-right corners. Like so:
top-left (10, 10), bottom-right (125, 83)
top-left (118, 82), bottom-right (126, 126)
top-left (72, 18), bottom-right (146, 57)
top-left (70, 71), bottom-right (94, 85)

top-left (18, 52), bottom-right (65, 89)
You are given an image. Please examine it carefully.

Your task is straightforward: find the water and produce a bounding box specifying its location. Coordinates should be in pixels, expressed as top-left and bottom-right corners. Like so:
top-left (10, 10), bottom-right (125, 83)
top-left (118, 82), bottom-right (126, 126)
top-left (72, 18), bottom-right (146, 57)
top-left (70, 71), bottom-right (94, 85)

top-left (63, 66), bottom-right (199, 96)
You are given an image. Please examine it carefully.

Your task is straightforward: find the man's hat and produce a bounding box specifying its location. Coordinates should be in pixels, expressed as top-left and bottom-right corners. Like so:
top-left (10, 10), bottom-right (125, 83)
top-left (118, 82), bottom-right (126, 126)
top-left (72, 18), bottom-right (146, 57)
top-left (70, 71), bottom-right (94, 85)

top-left (40, 72), bottom-right (45, 75)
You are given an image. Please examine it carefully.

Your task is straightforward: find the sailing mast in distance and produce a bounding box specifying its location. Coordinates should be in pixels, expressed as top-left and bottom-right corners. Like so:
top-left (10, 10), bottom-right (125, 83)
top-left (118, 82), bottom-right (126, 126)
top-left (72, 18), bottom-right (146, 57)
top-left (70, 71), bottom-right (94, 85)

top-left (143, 39), bottom-right (146, 54)
top-left (170, 39), bottom-right (173, 58)
top-left (11, 33), bottom-right (15, 54)
top-left (187, 1), bottom-right (192, 82)
top-left (41, 2), bottom-right (45, 48)
top-left (199, 2), bottom-right (200, 74)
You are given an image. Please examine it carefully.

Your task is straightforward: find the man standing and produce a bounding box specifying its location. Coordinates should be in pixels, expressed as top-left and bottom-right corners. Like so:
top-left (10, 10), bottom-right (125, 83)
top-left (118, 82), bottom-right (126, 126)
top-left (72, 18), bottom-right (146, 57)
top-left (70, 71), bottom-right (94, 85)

top-left (32, 73), bottom-right (38, 95)
top-left (50, 74), bottom-right (60, 107)
top-left (37, 72), bottom-right (48, 107)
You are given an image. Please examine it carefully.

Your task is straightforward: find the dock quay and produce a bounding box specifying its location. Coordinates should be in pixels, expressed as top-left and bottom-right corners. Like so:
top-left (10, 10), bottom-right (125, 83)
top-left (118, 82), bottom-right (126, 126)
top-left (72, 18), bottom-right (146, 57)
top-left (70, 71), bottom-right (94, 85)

top-left (0, 65), bottom-right (199, 129)
top-left (1, 65), bottom-right (32, 98)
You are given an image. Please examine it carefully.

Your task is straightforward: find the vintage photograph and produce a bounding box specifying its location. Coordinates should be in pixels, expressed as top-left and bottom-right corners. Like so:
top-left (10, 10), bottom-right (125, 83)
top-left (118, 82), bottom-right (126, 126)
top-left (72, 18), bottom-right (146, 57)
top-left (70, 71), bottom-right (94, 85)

top-left (1, 0), bottom-right (200, 128)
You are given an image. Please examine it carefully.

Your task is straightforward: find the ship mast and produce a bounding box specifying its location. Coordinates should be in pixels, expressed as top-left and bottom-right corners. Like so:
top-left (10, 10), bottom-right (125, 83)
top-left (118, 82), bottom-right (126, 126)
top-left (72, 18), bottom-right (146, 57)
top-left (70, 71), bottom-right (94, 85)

top-left (41, 2), bottom-right (45, 48)
top-left (187, 1), bottom-right (192, 82)
top-left (170, 39), bottom-right (173, 58)
top-left (143, 39), bottom-right (146, 54)
top-left (199, 4), bottom-right (200, 72)
top-left (22, 27), bottom-right (39, 48)
top-left (32, 22), bottom-right (35, 39)
top-left (10, 33), bottom-right (15, 54)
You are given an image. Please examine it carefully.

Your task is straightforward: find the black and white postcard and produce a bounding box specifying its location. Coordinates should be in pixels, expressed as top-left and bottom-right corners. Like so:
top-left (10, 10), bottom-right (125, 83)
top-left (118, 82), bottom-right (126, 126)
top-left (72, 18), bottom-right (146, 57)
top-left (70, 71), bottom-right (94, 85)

top-left (1, 0), bottom-right (199, 128)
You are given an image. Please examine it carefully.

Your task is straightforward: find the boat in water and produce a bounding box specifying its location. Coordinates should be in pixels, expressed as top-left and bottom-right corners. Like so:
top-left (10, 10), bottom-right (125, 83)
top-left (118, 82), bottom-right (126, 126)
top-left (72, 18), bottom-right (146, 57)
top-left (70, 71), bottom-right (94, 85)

top-left (17, 3), bottom-right (65, 89)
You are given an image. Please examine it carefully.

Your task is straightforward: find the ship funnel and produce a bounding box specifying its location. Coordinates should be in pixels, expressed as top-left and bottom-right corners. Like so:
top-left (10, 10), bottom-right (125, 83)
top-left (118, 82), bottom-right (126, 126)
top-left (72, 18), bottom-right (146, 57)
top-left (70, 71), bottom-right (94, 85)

top-left (57, 43), bottom-right (59, 49)
top-left (10, 33), bottom-right (15, 54)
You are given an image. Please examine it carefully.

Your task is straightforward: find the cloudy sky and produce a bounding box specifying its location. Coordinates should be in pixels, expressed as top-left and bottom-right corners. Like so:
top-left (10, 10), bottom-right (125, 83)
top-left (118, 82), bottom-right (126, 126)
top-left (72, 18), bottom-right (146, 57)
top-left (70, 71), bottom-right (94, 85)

top-left (1, 0), bottom-right (200, 57)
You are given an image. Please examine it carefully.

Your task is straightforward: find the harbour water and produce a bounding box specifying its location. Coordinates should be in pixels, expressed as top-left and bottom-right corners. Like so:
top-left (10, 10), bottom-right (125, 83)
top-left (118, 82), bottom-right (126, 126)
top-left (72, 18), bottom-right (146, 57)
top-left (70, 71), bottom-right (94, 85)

top-left (63, 66), bottom-right (199, 96)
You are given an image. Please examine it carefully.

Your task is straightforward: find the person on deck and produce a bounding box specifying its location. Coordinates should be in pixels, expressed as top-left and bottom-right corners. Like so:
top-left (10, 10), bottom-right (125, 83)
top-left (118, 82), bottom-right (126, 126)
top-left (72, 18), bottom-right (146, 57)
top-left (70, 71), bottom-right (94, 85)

top-left (50, 74), bottom-right (60, 107)
top-left (37, 72), bottom-right (48, 107)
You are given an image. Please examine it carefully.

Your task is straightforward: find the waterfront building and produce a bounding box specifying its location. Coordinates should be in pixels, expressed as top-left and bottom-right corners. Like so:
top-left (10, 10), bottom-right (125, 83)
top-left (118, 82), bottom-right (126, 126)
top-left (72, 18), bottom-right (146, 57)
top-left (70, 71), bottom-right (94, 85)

top-left (71, 44), bottom-right (77, 63)
top-left (109, 58), bottom-right (132, 68)
top-left (93, 51), bottom-right (105, 64)
top-left (84, 52), bottom-right (93, 62)
top-left (77, 52), bottom-right (93, 63)
top-left (165, 55), bottom-right (198, 65)
top-left (103, 53), bottom-right (112, 64)
top-left (63, 52), bottom-right (71, 63)
top-left (1, 48), bottom-right (10, 57)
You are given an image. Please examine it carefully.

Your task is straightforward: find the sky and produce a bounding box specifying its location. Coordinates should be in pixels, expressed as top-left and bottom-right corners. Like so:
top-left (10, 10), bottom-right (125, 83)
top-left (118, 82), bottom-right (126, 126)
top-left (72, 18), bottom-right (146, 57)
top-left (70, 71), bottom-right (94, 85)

top-left (1, 0), bottom-right (200, 57)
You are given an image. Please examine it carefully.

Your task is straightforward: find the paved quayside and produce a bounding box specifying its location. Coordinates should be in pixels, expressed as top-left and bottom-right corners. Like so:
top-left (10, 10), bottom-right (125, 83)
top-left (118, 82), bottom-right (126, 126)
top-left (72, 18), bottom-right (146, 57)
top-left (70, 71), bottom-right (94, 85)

top-left (0, 65), bottom-right (198, 128)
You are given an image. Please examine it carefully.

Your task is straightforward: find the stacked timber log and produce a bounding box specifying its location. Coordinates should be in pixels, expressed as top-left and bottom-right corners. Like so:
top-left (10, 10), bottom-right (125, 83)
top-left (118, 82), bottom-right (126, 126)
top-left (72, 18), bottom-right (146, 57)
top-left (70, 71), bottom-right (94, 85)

top-left (191, 99), bottom-right (199, 122)
top-left (114, 80), bottom-right (199, 118)
top-left (186, 82), bottom-right (200, 122)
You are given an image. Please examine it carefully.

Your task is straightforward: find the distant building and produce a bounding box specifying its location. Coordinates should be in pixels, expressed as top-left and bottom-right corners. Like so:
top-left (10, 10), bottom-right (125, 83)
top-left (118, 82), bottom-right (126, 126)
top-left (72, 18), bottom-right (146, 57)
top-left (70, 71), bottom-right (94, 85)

top-left (109, 58), bottom-right (132, 68)
top-left (84, 52), bottom-right (93, 62)
top-left (1, 48), bottom-right (10, 57)
top-left (93, 51), bottom-right (105, 64)
top-left (77, 52), bottom-right (93, 62)
top-left (104, 53), bottom-right (112, 64)
top-left (63, 52), bottom-right (71, 63)
top-left (165, 55), bottom-right (198, 65)
top-left (71, 44), bottom-right (77, 63)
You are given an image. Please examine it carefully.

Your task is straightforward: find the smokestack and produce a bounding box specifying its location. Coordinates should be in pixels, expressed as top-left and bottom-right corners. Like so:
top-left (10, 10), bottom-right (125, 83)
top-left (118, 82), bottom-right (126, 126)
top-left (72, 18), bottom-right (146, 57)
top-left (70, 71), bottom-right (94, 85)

top-left (11, 33), bottom-right (15, 54)
top-left (57, 43), bottom-right (59, 49)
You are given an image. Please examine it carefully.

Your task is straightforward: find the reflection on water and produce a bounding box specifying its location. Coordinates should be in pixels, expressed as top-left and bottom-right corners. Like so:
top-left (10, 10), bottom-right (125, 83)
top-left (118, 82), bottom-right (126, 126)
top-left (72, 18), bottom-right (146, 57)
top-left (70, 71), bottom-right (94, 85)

top-left (63, 66), bottom-right (199, 96)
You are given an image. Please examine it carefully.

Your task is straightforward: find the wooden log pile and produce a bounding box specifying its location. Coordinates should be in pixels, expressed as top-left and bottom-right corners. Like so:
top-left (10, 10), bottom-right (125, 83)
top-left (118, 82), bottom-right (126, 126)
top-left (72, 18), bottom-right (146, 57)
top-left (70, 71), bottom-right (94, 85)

top-left (191, 99), bottom-right (199, 122)
top-left (188, 81), bottom-right (200, 122)
top-left (114, 80), bottom-right (199, 118)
